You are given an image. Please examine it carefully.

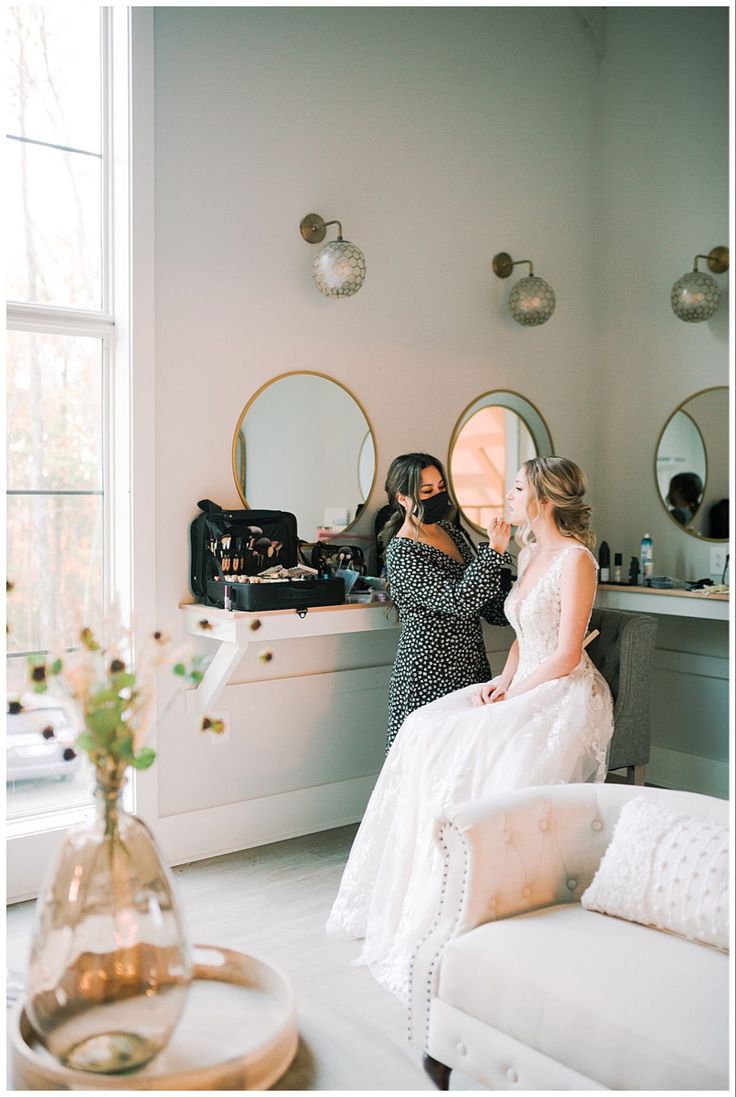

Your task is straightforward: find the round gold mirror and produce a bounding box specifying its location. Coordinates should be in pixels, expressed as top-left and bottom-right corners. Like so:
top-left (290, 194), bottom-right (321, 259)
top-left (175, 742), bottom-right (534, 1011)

top-left (448, 390), bottom-right (554, 532)
top-left (655, 386), bottom-right (728, 541)
top-left (232, 371), bottom-right (376, 540)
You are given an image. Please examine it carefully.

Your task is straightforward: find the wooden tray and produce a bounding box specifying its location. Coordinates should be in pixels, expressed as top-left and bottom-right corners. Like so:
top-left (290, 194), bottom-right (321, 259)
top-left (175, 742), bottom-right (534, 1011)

top-left (10, 945), bottom-right (298, 1090)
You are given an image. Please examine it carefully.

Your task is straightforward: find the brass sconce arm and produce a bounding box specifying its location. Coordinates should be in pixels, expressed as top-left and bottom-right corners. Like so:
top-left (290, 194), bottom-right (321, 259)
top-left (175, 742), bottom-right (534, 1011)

top-left (300, 213), bottom-right (344, 243)
top-left (691, 246), bottom-right (729, 274)
top-left (492, 252), bottom-right (535, 278)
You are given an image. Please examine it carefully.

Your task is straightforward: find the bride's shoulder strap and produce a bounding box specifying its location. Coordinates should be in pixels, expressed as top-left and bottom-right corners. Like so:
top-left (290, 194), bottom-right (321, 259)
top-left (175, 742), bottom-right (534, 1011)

top-left (564, 543), bottom-right (598, 569)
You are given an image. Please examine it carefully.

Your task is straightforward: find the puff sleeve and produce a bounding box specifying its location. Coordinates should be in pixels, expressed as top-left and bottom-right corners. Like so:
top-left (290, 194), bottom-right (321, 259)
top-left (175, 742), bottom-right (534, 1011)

top-left (387, 540), bottom-right (512, 620)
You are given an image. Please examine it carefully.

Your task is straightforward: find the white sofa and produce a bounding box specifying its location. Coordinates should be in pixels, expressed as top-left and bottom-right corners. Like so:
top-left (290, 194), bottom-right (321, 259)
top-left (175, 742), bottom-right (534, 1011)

top-left (409, 783), bottom-right (729, 1091)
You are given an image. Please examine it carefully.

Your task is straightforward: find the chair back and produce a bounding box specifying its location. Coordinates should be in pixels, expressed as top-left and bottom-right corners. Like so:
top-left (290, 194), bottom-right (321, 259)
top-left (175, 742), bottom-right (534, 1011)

top-left (586, 607), bottom-right (658, 771)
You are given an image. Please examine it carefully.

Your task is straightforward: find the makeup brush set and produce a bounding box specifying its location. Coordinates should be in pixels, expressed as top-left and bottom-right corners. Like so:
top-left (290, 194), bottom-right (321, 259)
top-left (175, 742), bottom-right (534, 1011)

top-left (190, 499), bottom-right (345, 612)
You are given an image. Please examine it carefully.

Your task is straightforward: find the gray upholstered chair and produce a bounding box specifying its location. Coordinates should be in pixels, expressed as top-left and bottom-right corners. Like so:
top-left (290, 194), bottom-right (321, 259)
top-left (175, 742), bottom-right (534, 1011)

top-left (586, 607), bottom-right (658, 785)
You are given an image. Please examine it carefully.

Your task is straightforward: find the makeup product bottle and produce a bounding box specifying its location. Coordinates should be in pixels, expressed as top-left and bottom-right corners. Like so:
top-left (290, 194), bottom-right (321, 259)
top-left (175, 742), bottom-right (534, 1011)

top-left (629, 555), bottom-right (640, 585)
top-left (223, 583), bottom-right (234, 612)
top-left (613, 552), bottom-right (623, 583)
top-left (640, 533), bottom-right (654, 584)
top-left (598, 541), bottom-right (610, 583)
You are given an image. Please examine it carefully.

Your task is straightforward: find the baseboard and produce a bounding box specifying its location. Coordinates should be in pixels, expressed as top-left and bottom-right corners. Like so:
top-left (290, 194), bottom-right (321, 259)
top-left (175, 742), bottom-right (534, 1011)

top-left (153, 773), bottom-right (378, 868)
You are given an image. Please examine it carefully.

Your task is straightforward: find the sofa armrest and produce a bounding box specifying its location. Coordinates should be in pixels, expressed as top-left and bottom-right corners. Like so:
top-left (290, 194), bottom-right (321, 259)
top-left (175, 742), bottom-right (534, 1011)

top-left (408, 784), bottom-right (614, 1046)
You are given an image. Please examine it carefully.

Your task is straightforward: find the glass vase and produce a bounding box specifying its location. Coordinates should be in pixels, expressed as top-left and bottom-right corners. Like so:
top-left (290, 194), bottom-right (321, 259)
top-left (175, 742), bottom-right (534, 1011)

top-left (25, 762), bottom-right (192, 1074)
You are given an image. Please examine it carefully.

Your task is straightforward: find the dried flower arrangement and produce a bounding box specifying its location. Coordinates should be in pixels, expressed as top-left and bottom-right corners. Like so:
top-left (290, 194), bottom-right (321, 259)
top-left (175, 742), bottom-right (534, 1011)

top-left (23, 622), bottom-right (223, 774)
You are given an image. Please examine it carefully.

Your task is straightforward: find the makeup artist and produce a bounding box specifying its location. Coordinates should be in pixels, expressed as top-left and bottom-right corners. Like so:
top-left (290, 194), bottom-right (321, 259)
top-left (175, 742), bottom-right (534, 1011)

top-left (379, 452), bottom-right (512, 752)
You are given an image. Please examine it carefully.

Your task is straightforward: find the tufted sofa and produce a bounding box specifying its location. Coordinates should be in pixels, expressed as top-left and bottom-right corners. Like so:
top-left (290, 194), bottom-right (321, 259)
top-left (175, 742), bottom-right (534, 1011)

top-left (409, 783), bottom-right (729, 1091)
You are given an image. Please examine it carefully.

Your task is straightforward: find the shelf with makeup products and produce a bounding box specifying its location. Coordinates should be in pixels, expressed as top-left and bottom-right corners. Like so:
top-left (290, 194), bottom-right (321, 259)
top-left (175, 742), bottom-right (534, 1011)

top-left (179, 601), bottom-right (400, 714)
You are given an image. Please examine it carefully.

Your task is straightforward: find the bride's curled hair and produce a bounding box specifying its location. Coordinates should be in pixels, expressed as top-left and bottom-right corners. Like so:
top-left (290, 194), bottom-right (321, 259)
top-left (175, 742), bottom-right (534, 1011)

top-left (517, 456), bottom-right (595, 551)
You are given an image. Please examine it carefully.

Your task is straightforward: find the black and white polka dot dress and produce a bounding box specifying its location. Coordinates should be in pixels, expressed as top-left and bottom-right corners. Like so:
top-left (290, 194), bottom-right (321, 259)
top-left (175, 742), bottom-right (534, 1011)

top-left (384, 521), bottom-right (511, 751)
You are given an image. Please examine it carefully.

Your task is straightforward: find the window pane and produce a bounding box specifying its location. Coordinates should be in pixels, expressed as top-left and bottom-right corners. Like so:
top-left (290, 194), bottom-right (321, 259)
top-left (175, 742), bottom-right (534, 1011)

top-left (6, 331), bottom-right (103, 491)
top-left (6, 139), bottom-right (102, 310)
top-left (6, 6), bottom-right (101, 154)
top-left (6, 494), bottom-right (104, 655)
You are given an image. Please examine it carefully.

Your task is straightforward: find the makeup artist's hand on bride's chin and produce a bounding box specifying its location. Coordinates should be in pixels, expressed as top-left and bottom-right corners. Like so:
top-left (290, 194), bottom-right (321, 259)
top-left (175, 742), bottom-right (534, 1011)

top-left (487, 518), bottom-right (511, 554)
top-left (473, 677), bottom-right (508, 706)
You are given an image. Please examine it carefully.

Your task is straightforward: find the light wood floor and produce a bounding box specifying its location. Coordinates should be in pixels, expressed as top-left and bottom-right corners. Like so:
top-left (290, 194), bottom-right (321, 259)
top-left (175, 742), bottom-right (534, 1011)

top-left (6, 824), bottom-right (483, 1090)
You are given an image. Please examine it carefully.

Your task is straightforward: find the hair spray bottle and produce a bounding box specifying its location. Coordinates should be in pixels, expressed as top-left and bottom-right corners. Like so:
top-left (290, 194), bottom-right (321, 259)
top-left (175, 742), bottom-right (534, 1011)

top-left (598, 541), bottom-right (610, 583)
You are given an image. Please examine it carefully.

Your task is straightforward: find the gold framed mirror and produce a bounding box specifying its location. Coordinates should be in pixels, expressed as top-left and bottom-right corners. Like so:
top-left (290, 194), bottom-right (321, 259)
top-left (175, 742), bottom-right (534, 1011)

top-left (232, 371), bottom-right (377, 541)
top-left (448, 390), bottom-right (554, 532)
top-left (654, 386), bottom-right (728, 541)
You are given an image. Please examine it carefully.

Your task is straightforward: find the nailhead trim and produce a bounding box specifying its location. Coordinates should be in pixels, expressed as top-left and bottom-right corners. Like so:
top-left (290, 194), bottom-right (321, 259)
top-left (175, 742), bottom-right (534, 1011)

top-left (407, 819), bottom-right (470, 1051)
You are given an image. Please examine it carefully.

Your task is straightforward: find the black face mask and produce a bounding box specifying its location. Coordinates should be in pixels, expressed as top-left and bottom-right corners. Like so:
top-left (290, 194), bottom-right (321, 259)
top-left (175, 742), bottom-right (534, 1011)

top-left (416, 490), bottom-right (450, 525)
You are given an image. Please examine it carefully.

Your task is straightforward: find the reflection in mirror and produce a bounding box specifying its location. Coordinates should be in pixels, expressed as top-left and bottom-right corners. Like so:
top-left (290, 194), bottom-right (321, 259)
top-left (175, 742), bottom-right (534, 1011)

top-left (655, 387), bottom-right (728, 541)
top-left (233, 372), bottom-right (376, 541)
top-left (358, 431), bottom-right (374, 501)
top-left (449, 390), bottom-right (554, 531)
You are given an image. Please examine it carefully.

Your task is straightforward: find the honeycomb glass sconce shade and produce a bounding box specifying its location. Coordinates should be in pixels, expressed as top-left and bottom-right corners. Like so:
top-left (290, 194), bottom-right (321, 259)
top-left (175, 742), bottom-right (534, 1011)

top-left (671, 246), bottom-right (729, 322)
top-left (492, 252), bottom-right (556, 326)
top-left (300, 213), bottom-right (366, 298)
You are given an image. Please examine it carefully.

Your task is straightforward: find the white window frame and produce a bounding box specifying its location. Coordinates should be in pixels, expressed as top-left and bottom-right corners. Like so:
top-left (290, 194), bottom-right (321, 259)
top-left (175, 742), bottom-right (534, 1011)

top-left (6, 8), bottom-right (156, 902)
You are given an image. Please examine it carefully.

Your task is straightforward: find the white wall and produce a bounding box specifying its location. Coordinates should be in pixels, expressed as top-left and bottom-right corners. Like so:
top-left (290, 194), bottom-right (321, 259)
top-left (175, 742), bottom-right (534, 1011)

top-left (152, 6), bottom-right (600, 835)
top-left (593, 7), bottom-right (729, 578)
top-left (148, 7), bottom-right (729, 851)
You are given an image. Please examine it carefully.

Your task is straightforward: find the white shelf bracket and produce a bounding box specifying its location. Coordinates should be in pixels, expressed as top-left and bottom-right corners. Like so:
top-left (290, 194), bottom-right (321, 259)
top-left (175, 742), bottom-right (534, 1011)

top-left (188, 638), bottom-right (248, 715)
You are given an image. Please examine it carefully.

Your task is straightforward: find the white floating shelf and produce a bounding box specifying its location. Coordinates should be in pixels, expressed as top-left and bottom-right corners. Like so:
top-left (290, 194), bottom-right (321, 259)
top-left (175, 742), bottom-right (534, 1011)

top-left (179, 601), bottom-right (400, 712)
top-left (596, 585), bottom-right (729, 621)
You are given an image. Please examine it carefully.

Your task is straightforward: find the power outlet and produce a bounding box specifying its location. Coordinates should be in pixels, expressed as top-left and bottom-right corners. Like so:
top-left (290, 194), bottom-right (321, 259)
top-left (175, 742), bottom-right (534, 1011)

top-left (207, 709), bottom-right (231, 745)
top-left (709, 547), bottom-right (727, 581)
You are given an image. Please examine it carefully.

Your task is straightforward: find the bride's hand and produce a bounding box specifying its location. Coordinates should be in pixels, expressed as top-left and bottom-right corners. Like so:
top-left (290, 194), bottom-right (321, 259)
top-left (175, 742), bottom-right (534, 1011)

top-left (474, 677), bottom-right (508, 705)
top-left (487, 517), bottom-right (511, 555)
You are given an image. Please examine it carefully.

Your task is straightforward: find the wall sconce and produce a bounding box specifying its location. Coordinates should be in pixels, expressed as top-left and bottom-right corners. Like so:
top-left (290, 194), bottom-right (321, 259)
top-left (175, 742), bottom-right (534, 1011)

top-left (299, 213), bottom-right (366, 298)
top-left (671, 246), bottom-right (729, 322)
top-left (492, 252), bottom-right (556, 326)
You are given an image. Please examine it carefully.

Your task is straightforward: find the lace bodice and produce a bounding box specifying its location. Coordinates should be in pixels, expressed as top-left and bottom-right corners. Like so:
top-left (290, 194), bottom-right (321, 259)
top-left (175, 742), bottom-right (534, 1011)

top-left (505, 543), bottom-right (596, 682)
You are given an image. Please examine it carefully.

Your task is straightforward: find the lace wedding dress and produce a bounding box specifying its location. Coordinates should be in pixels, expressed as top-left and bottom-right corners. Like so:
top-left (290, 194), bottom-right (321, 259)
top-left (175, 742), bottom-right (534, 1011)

top-left (326, 543), bottom-right (614, 1001)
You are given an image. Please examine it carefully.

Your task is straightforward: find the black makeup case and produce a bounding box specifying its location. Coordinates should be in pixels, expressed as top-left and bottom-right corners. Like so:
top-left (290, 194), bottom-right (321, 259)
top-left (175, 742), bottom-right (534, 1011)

top-left (190, 499), bottom-right (299, 597)
top-left (190, 499), bottom-right (346, 611)
top-left (206, 575), bottom-right (345, 612)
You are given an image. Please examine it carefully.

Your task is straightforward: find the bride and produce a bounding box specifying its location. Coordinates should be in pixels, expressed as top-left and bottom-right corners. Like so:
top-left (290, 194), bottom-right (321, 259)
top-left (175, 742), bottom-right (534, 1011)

top-left (326, 456), bottom-right (614, 1001)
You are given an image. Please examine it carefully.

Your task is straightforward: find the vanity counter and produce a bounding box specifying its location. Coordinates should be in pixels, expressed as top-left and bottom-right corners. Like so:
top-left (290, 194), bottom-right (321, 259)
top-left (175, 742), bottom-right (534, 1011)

top-left (180, 599), bottom-right (398, 639)
top-left (596, 584), bottom-right (729, 621)
top-left (179, 600), bottom-right (399, 712)
top-left (595, 585), bottom-right (728, 798)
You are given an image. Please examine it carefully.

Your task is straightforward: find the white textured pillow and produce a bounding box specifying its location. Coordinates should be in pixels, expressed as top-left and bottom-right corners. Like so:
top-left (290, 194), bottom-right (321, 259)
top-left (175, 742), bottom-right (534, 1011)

top-left (581, 796), bottom-right (729, 951)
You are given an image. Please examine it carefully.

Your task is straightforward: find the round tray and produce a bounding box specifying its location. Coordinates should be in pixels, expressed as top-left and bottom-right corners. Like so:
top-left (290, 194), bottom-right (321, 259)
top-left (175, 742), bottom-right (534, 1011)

top-left (10, 944), bottom-right (298, 1090)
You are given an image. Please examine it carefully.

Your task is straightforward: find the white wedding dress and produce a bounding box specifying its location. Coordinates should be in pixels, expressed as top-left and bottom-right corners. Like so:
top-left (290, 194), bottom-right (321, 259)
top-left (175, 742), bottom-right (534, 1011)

top-left (326, 543), bottom-right (614, 1001)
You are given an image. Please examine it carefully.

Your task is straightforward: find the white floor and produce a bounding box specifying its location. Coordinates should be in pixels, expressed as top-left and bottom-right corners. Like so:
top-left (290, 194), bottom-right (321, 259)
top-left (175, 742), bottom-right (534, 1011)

top-left (6, 824), bottom-right (484, 1090)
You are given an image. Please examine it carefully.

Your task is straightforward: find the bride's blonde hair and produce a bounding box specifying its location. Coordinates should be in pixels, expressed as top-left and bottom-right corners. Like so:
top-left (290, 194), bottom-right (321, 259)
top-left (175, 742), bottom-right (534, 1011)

top-left (515, 457), bottom-right (596, 552)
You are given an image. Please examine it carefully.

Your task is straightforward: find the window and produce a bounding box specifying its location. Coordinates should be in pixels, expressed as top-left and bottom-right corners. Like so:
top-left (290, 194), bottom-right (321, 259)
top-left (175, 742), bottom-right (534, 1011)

top-left (6, 8), bottom-right (122, 834)
top-left (6, 7), bottom-right (105, 311)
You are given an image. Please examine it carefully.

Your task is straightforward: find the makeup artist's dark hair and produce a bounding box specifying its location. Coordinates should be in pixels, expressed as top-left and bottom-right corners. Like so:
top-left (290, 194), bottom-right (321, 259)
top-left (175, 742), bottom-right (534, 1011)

top-left (378, 453), bottom-right (455, 550)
